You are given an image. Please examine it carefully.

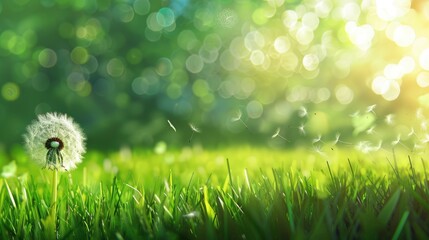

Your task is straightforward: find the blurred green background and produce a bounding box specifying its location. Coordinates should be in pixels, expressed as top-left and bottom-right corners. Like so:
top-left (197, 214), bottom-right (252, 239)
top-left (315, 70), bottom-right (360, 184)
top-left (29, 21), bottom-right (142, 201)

top-left (1, 0), bottom-right (429, 151)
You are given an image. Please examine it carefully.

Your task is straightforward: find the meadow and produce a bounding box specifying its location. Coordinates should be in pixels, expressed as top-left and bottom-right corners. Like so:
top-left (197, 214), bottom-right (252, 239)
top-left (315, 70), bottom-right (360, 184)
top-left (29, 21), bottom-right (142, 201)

top-left (2, 0), bottom-right (429, 239)
top-left (1, 146), bottom-right (428, 239)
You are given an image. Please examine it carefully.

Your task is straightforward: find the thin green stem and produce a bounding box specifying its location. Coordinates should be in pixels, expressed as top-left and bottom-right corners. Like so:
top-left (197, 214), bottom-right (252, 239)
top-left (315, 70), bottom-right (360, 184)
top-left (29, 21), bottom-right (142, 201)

top-left (50, 169), bottom-right (58, 239)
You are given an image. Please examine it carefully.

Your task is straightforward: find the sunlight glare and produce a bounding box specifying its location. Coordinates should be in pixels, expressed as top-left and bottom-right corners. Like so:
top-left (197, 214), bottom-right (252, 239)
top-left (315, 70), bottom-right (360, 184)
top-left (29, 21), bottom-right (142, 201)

top-left (302, 53), bottom-right (319, 71)
top-left (282, 10), bottom-right (298, 29)
top-left (250, 50), bottom-right (265, 66)
top-left (392, 25), bottom-right (415, 47)
top-left (398, 56), bottom-right (415, 74)
top-left (296, 26), bottom-right (314, 45)
top-left (383, 64), bottom-right (403, 80)
top-left (341, 2), bottom-right (361, 21)
top-left (417, 72), bottom-right (429, 88)
top-left (274, 36), bottom-right (291, 53)
top-left (372, 76), bottom-right (390, 95)
top-left (345, 22), bottom-right (374, 51)
top-left (335, 85), bottom-right (354, 105)
top-left (376, 0), bottom-right (411, 21)
top-left (419, 48), bottom-right (429, 71)
top-left (302, 12), bottom-right (319, 30)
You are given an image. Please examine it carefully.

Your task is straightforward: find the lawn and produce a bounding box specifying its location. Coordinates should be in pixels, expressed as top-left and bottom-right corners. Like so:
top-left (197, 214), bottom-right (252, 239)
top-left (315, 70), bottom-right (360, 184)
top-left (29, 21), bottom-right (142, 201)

top-left (1, 146), bottom-right (428, 239)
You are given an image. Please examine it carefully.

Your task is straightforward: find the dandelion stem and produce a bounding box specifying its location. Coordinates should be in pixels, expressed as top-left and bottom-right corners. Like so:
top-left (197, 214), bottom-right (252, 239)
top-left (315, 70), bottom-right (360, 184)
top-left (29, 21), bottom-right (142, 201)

top-left (50, 169), bottom-right (58, 239)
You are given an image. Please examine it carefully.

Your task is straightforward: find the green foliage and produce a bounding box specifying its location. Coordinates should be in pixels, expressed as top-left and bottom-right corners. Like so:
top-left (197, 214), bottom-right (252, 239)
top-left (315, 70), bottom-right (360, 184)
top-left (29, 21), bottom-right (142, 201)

top-left (0, 147), bottom-right (429, 239)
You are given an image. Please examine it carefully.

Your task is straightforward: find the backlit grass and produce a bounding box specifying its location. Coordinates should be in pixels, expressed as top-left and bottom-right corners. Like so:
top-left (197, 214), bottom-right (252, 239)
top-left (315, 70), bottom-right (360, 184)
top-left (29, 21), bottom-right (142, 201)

top-left (1, 146), bottom-right (429, 239)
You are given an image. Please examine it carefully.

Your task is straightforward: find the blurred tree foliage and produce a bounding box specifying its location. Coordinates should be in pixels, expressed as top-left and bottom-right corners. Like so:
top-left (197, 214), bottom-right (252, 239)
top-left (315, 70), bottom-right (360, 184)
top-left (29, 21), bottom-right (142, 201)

top-left (0, 0), bottom-right (428, 151)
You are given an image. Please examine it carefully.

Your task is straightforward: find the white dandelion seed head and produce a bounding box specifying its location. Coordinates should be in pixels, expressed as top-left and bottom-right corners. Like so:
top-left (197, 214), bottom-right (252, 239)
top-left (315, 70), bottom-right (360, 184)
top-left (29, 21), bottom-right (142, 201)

top-left (23, 112), bottom-right (86, 171)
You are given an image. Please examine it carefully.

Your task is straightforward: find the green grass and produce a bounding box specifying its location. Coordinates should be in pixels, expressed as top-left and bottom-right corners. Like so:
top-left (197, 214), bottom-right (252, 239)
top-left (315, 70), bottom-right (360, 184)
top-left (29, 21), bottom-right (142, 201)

top-left (1, 146), bottom-right (429, 239)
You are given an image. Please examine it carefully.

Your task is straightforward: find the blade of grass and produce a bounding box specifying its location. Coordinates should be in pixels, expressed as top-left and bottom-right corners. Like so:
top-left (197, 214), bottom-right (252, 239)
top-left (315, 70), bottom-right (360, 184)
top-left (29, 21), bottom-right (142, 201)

top-left (226, 158), bottom-right (234, 190)
top-left (392, 211), bottom-right (409, 240)
top-left (4, 180), bottom-right (16, 208)
top-left (378, 189), bottom-right (400, 227)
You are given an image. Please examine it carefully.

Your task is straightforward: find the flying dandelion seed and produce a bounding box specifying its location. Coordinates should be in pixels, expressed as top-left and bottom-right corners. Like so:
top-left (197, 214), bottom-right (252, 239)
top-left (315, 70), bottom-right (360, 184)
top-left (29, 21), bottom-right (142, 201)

top-left (391, 135), bottom-right (401, 146)
top-left (312, 134), bottom-right (322, 144)
top-left (333, 132), bottom-right (351, 145)
top-left (366, 104), bottom-right (376, 114)
top-left (391, 134), bottom-right (409, 150)
top-left (355, 141), bottom-right (373, 153)
top-left (231, 110), bottom-right (242, 122)
top-left (349, 111), bottom-right (360, 118)
top-left (271, 128), bottom-right (288, 141)
top-left (407, 127), bottom-right (415, 137)
top-left (183, 211), bottom-right (200, 218)
top-left (416, 108), bottom-right (424, 119)
top-left (313, 145), bottom-right (326, 157)
top-left (413, 143), bottom-right (425, 152)
top-left (363, 140), bottom-right (383, 153)
top-left (188, 123), bottom-right (200, 143)
top-left (189, 123), bottom-right (200, 133)
top-left (23, 112), bottom-right (86, 171)
top-left (373, 140), bottom-right (383, 151)
top-left (421, 121), bottom-right (428, 131)
top-left (272, 128), bottom-right (280, 138)
top-left (332, 133), bottom-right (341, 145)
top-left (167, 120), bottom-right (176, 132)
top-left (231, 110), bottom-right (248, 129)
top-left (366, 126), bottom-right (376, 135)
top-left (298, 106), bottom-right (308, 118)
top-left (422, 134), bottom-right (429, 144)
top-left (385, 114), bottom-right (394, 125)
top-left (298, 123), bottom-right (306, 135)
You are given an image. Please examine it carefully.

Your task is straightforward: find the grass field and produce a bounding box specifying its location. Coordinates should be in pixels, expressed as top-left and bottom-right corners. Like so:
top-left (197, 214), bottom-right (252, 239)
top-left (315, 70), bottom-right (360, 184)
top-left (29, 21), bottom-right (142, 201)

top-left (1, 146), bottom-right (429, 239)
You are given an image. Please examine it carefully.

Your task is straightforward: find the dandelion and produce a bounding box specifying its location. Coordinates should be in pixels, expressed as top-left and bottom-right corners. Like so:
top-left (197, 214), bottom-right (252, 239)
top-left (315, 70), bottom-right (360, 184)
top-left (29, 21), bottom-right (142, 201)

top-left (23, 112), bottom-right (85, 238)
top-left (24, 112), bottom-right (86, 171)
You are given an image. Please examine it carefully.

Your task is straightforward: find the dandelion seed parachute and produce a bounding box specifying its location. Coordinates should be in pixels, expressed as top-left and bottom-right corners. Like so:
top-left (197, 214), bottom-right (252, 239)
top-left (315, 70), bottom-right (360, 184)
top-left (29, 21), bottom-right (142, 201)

top-left (23, 112), bottom-right (86, 171)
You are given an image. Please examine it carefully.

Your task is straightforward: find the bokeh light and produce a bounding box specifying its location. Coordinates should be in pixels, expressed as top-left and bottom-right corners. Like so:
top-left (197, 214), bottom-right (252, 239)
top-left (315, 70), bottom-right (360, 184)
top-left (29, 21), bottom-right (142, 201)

top-left (1, 0), bottom-right (429, 149)
top-left (2, 82), bottom-right (20, 101)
